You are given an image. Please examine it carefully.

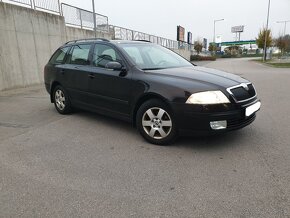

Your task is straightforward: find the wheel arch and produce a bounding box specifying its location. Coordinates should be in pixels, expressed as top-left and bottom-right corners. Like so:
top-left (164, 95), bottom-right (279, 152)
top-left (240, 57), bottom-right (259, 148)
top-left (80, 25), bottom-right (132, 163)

top-left (50, 81), bottom-right (62, 103)
top-left (132, 93), bottom-right (172, 127)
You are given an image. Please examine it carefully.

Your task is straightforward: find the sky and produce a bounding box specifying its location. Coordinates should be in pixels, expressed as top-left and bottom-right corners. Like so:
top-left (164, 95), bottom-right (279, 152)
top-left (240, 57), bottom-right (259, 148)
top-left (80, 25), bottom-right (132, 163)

top-left (62, 0), bottom-right (290, 42)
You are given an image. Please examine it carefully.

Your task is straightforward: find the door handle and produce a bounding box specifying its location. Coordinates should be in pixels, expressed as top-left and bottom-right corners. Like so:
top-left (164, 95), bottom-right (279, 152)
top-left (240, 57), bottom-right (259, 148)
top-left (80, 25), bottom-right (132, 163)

top-left (88, 74), bottom-right (95, 79)
top-left (59, 69), bottom-right (65, 75)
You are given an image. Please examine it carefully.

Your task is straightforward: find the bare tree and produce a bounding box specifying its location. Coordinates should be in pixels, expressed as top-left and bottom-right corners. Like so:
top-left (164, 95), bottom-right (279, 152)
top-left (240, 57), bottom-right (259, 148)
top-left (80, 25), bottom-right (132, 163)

top-left (275, 35), bottom-right (287, 55)
top-left (284, 35), bottom-right (290, 53)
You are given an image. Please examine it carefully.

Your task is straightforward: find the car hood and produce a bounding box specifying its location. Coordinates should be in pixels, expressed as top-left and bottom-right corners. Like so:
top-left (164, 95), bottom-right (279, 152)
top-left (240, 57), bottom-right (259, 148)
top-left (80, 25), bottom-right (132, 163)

top-left (146, 66), bottom-right (248, 89)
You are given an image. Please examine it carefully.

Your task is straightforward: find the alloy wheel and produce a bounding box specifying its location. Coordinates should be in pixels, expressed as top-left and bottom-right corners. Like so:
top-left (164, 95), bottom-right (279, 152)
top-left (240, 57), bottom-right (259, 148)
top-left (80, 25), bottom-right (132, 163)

top-left (55, 89), bottom-right (66, 111)
top-left (142, 107), bottom-right (172, 139)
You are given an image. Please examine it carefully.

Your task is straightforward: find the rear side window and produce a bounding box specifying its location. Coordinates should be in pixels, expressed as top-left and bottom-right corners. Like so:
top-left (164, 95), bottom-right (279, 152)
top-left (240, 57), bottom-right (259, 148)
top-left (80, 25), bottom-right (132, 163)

top-left (49, 47), bottom-right (70, 64)
top-left (69, 44), bottom-right (91, 65)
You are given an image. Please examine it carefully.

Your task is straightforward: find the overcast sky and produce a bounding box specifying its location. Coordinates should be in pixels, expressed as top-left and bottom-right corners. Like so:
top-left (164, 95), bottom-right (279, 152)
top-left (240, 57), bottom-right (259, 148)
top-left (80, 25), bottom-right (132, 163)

top-left (62, 0), bottom-right (290, 42)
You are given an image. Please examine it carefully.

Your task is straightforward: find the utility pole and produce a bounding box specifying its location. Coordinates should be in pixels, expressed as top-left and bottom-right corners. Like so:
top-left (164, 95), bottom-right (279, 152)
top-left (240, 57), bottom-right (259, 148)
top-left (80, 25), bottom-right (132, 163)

top-left (276, 20), bottom-right (290, 36)
top-left (263, 0), bottom-right (271, 62)
top-left (92, 0), bottom-right (97, 37)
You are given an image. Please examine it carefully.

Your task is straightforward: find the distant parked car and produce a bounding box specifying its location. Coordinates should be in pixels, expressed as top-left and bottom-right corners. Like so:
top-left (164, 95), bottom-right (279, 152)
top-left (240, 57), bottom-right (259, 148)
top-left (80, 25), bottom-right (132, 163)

top-left (44, 39), bottom-right (261, 145)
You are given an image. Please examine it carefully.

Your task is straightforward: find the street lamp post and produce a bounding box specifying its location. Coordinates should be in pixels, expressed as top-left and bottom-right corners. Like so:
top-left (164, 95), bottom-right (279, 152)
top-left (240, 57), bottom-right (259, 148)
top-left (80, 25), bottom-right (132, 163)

top-left (213, 19), bottom-right (224, 54)
top-left (263, 0), bottom-right (271, 62)
top-left (92, 0), bottom-right (97, 37)
top-left (276, 20), bottom-right (290, 36)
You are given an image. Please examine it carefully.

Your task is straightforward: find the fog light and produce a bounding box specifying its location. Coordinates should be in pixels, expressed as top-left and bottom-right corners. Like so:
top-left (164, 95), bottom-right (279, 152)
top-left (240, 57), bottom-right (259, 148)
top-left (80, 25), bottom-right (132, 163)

top-left (210, 120), bottom-right (227, 130)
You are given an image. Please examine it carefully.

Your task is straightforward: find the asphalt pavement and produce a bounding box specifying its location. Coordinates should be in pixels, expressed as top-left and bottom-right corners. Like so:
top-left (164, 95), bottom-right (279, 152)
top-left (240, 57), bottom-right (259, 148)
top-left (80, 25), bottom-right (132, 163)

top-left (0, 58), bottom-right (290, 218)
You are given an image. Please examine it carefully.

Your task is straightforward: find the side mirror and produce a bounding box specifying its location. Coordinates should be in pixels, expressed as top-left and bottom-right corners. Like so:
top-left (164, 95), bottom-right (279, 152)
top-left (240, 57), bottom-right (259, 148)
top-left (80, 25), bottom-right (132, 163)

top-left (105, 61), bottom-right (122, 71)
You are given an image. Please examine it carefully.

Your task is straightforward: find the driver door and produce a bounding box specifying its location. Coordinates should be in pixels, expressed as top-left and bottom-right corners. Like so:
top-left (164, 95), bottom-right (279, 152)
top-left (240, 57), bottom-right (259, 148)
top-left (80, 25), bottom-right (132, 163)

top-left (86, 43), bottom-right (133, 117)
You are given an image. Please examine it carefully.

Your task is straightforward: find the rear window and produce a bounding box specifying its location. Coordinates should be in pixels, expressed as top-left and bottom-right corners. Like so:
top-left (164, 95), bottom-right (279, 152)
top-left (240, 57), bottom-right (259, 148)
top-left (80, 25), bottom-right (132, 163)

top-left (49, 47), bottom-right (70, 64)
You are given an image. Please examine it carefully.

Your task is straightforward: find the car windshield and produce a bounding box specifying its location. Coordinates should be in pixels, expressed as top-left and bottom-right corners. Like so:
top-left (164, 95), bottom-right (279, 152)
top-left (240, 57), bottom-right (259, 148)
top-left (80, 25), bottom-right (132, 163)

top-left (119, 43), bottom-right (193, 70)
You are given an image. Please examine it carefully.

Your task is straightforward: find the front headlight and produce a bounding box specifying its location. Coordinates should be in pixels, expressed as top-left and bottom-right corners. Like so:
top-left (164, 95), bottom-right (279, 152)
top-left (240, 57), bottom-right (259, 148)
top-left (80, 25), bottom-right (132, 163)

top-left (186, 91), bottom-right (230, 104)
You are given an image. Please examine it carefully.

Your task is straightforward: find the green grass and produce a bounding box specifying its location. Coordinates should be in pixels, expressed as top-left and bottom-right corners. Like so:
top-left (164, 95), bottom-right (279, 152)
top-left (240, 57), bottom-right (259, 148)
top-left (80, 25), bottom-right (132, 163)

top-left (251, 59), bottom-right (290, 68)
top-left (265, 62), bottom-right (290, 68)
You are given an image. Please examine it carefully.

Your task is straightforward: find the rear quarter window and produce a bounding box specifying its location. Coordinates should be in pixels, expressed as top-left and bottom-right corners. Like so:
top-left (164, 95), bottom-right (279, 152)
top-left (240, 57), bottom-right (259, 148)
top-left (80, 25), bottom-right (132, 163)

top-left (49, 47), bottom-right (70, 64)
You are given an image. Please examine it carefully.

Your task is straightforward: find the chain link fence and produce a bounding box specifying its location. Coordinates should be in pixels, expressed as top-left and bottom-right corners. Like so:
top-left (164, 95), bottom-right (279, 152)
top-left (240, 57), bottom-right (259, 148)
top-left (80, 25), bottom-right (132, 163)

top-left (111, 25), bottom-right (182, 50)
top-left (61, 3), bottom-right (109, 32)
top-left (34, 0), bottom-right (60, 13)
top-left (1, 0), bottom-right (31, 7)
top-left (1, 0), bottom-right (190, 50)
top-left (1, 0), bottom-right (109, 32)
top-left (2, 0), bottom-right (60, 13)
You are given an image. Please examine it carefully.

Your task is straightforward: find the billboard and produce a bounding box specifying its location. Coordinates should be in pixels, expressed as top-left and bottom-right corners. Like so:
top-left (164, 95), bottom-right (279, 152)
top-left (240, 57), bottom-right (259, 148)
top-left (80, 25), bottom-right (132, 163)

top-left (231, 25), bottom-right (244, 33)
top-left (177, 25), bottom-right (185, 42)
top-left (187, 32), bottom-right (192, 44)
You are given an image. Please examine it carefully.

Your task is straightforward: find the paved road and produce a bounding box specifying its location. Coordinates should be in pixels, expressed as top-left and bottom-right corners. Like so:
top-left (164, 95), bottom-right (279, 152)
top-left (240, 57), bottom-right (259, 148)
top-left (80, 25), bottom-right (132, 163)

top-left (0, 59), bottom-right (290, 217)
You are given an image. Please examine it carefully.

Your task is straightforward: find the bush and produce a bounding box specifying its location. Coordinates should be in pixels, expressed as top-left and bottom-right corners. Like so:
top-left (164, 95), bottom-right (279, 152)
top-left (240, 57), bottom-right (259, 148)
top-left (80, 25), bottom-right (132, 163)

top-left (190, 55), bottom-right (216, 61)
top-left (217, 54), bottom-right (263, 58)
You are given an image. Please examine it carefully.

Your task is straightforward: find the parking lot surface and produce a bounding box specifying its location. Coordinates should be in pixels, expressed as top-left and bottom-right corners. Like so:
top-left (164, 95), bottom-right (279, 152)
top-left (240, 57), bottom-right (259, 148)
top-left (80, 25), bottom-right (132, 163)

top-left (1, 58), bottom-right (290, 217)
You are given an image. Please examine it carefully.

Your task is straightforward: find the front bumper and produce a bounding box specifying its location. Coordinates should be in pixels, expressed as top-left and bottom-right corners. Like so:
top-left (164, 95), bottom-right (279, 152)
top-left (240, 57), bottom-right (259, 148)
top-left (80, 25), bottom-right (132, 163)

top-left (170, 99), bottom-right (260, 136)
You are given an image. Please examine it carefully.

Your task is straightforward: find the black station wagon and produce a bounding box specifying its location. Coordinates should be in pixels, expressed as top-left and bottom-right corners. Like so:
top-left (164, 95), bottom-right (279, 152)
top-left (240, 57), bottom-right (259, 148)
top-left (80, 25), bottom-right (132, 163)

top-left (44, 38), bottom-right (261, 145)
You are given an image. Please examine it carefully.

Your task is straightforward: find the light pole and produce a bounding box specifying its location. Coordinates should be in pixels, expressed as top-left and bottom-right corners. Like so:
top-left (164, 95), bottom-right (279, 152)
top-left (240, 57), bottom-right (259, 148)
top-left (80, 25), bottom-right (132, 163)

top-left (263, 0), bottom-right (271, 62)
top-left (213, 19), bottom-right (224, 54)
top-left (276, 20), bottom-right (290, 36)
top-left (92, 0), bottom-right (97, 37)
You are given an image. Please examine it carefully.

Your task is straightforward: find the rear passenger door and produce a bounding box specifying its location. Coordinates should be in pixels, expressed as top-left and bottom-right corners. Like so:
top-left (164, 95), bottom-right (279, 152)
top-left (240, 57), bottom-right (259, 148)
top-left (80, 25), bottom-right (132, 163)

top-left (64, 44), bottom-right (93, 106)
top-left (46, 46), bottom-right (71, 89)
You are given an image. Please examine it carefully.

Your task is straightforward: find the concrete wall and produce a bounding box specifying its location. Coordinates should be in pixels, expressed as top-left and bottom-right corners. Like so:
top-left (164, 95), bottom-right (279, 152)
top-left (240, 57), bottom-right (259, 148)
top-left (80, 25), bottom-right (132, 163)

top-left (173, 49), bottom-right (191, 61)
top-left (0, 2), bottom-right (190, 91)
top-left (0, 2), bottom-right (111, 91)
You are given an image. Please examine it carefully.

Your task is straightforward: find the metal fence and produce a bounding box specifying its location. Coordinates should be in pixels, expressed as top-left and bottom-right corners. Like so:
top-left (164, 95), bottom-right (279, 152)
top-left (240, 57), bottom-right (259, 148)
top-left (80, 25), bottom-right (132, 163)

top-left (1, 0), bottom-right (109, 32)
top-left (111, 25), bottom-right (192, 50)
top-left (1, 0), bottom-right (190, 50)
top-left (2, 0), bottom-right (60, 14)
top-left (61, 3), bottom-right (109, 32)
top-left (34, 0), bottom-right (60, 13)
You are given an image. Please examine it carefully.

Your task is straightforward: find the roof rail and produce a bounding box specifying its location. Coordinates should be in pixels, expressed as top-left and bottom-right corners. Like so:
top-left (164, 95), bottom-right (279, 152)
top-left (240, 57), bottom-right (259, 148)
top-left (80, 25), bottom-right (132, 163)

top-left (65, 38), bottom-right (110, 45)
top-left (133, 40), bottom-right (152, 43)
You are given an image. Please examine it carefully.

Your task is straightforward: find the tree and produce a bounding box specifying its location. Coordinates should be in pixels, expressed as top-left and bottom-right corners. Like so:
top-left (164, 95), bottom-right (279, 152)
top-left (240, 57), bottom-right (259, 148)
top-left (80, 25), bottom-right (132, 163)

top-left (256, 28), bottom-right (273, 61)
top-left (208, 43), bottom-right (217, 55)
top-left (275, 35), bottom-right (287, 55)
top-left (256, 28), bottom-right (273, 49)
top-left (284, 34), bottom-right (290, 53)
top-left (194, 40), bottom-right (203, 54)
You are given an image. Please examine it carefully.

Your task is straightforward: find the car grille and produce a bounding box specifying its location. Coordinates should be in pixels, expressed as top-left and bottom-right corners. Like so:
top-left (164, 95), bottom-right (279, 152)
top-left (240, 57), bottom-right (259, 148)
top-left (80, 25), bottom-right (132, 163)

top-left (227, 83), bottom-right (256, 102)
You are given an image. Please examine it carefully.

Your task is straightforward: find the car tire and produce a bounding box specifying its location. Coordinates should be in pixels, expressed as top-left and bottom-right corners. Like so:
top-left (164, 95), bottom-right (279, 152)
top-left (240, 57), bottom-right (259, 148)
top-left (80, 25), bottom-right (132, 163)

top-left (136, 99), bottom-right (178, 145)
top-left (53, 85), bottom-right (72, 114)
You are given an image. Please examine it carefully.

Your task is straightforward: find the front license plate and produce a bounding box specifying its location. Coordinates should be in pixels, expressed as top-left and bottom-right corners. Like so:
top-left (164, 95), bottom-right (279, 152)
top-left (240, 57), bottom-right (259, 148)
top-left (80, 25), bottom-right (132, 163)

top-left (245, 101), bottom-right (261, 117)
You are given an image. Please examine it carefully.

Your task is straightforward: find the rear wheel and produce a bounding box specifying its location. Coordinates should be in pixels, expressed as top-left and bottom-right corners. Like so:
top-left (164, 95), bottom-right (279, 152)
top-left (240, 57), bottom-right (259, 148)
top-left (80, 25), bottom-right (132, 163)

top-left (136, 99), bottom-right (178, 145)
top-left (53, 85), bottom-right (72, 114)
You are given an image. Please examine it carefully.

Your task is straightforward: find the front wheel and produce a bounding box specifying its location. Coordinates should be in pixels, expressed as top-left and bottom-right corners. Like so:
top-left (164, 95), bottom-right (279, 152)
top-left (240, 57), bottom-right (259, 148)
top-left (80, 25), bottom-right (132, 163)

top-left (136, 99), bottom-right (178, 145)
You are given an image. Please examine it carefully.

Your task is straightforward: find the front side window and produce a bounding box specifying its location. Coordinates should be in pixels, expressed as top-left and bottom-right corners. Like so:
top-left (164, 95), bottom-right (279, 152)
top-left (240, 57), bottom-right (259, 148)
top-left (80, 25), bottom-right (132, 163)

top-left (119, 43), bottom-right (192, 70)
top-left (93, 44), bottom-right (123, 68)
top-left (49, 47), bottom-right (70, 64)
top-left (69, 44), bottom-right (91, 65)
